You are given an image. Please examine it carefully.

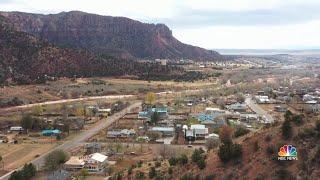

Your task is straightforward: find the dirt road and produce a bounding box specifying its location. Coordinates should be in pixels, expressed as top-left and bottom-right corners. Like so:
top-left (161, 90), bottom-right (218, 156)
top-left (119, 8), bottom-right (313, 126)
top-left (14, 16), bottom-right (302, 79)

top-left (0, 95), bottom-right (134, 113)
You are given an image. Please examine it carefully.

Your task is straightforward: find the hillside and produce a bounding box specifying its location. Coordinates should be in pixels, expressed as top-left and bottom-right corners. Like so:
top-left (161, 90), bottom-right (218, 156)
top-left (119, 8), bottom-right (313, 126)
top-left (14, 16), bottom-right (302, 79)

top-left (0, 11), bottom-right (222, 60)
top-left (0, 15), bottom-right (188, 85)
top-left (174, 116), bottom-right (320, 179)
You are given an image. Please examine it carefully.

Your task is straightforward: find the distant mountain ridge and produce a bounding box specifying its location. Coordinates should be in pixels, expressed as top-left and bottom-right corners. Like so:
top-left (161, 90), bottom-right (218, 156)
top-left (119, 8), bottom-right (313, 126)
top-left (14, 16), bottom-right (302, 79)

top-left (0, 11), bottom-right (222, 60)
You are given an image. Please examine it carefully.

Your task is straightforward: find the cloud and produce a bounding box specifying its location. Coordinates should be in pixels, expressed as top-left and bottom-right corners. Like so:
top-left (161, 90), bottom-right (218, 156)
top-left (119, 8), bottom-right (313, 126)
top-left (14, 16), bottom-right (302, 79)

top-left (1, 0), bottom-right (320, 49)
top-left (173, 20), bottom-right (320, 49)
top-left (144, 1), bottom-right (320, 28)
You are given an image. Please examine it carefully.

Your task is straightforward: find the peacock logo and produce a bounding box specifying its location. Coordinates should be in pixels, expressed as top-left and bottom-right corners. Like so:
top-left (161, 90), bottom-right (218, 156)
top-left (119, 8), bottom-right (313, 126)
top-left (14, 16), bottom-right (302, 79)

top-left (278, 145), bottom-right (298, 160)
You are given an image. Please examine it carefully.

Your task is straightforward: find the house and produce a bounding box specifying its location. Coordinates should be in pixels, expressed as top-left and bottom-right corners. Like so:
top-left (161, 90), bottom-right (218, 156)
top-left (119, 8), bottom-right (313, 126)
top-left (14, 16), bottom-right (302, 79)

top-left (274, 105), bottom-right (288, 112)
top-left (138, 111), bottom-right (149, 119)
top-left (257, 91), bottom-right (265, 95)
top-left (97, 108), bottom-right (111, 117)
top-left (205, 133), bottom-right (219, 139)
top-left (195, 107), bottom-right (225, 122)
top-left (185, 129), bottom-right (195, 141)
top-left (205, 107), bottom-right (225, 114)
top-left (85, 142), bottom-right (102, 154)
top-left (107, 129), bottom-right (136, 138)
top-left (149, 127), bottom-right (175, 136)
top-left (10, 126), bottom-right (23, 131)
top-left (84, 153), bottom-right (108, 172)
top-left (155, 59), bottom-right (168, 66)
top-left (240, 114), bottom-right (259, 123)
top-left (306, 100), bottom-right (317, 104)
top-left (305, 104), bottom-right (320, 113)
top-left (227, 103), bottom-right (247, 112)
top-left (64, 156), bottom-right (85, 171)
top-left (303, 94), bottom-right (315, 102)
top-left (190, 124), bottom-right (209, 139)
top-left (255, 96), bottom-right (270, 103)
top-left (138, 107), bottom-right (168, 119)
top-left (42, 129), bottom-right (61, 136)
top-left (276, 95), bottom-right (292, 102)
top-left (184, 124), bottom-right (209, 140)
top-left (151, 107), bottom-right (168, 118)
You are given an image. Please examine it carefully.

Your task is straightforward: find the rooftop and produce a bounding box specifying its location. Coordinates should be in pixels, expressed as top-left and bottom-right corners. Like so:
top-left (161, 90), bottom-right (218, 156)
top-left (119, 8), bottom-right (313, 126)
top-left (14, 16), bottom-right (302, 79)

top-left (89, 153), bottom-right (108, 163)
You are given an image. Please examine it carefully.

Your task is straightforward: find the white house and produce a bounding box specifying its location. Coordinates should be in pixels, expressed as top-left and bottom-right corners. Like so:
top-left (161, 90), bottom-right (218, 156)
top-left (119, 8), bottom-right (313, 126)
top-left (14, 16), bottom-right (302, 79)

top-left (10, 126), bottom-right (24, 131)
top-left (205, 107), bottom-right (225, 114)
top-left (190, 124), bottom-right (209, 138)
top-left (84, 153), bottom-right (108, 172)
top-left (97, 108), bottom-right (111, 117)
top-left (255, 96), bottom-right (270, 103)
top-left (149, 127), bottom-right (175, 136)
top-left (303, 94), bottom-right (315, 102)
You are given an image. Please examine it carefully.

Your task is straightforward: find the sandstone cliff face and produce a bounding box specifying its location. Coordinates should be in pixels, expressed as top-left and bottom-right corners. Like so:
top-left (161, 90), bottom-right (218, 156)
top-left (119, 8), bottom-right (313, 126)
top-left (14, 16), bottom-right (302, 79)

top-left (1, 11), bottom-right (222, 60)
top-left (0, 15), bottom-right (186, 85)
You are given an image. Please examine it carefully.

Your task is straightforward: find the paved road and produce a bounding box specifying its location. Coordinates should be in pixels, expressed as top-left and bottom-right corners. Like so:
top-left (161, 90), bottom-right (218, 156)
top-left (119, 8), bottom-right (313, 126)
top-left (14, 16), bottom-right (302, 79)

top-left (245, 96), bottom-right (274, 123)
top-left (0, 102), bottom-right (141, 180)
top-left (0, 88), bottom-right (210, 179)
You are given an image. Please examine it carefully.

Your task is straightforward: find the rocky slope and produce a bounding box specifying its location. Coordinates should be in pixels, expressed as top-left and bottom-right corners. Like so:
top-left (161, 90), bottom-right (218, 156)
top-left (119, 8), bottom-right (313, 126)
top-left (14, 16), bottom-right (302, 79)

top-left (0, 15), bottom-right (185, 85)
top-left (0, 11), bottom-right (222, 60)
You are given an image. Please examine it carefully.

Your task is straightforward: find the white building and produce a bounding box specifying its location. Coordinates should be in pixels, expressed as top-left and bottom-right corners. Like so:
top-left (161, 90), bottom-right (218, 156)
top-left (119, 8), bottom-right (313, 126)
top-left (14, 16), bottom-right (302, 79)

top-left (190, 124), bottom-right (209, 138)
top-left (10, 126), bottom-right (23, 131)
top-left (84, 153), bottom-right (108, 172)
top-left (255, 96), bottom-right (270, 103)
top-left (303, 94), bottom-right (315, 102)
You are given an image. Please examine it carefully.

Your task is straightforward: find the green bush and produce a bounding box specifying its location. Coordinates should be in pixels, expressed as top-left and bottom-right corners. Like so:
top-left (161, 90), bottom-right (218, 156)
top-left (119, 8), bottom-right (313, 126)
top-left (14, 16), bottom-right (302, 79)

top-left (292, 115), bottom-right (304, 125)
top-left (234, 126), bottom-right (250, 137)
top-left (168, 157), bottom-right (178, 166)
top-left (192, 149), bottom-right (204, 163)
top-left (149, 167), bottom-right (156, 178)
top-left (135, 171), bottom-right (145, 179)
top-left (137, 160), bottom-right (143, 168)
top-left (44, 150), bottom-right (68, 171)
top-left (191, 149), bottom-right (207, 169)
top-left (197, 158), bottom-right (206, 169)
top-left (218, 142), bottom-right (242, 162)
top-left (178, 154), bottom-right (188, 165)
top-left (281, 120), bottom-right (292, 140)
top-left (9, 163), bottom-right (36, 180)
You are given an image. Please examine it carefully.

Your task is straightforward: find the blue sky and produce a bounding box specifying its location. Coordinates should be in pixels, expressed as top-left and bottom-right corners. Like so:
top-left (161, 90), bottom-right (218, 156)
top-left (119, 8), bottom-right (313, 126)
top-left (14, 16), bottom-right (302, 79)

top-left (1, 0), bottom-right (320, 49)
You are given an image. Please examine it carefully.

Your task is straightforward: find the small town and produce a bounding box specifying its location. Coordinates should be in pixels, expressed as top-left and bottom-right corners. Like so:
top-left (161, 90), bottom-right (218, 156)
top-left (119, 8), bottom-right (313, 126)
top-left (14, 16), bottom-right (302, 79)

top-left (1, 1), bottom-right (320, 179)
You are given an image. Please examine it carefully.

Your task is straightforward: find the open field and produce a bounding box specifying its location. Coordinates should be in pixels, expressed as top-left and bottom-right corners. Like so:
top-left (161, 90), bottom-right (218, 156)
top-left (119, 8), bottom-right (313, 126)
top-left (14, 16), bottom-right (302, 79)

top-left (0, 78), bottom-right (216, 109)
top-left (0, 143), bottom-right (56, 171)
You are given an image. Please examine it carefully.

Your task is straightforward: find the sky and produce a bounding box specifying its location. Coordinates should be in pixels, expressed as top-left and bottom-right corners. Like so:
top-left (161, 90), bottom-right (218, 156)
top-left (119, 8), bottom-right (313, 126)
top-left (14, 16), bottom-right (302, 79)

top-left (1, 0), bottom-right (320, 49)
